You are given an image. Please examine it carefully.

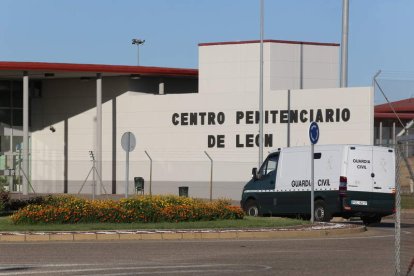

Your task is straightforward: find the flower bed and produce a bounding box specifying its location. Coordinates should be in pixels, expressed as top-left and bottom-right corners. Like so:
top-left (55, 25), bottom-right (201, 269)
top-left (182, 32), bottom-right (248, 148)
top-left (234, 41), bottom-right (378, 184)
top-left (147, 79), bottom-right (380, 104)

top-left (10, 195), bottom-right (244, 224)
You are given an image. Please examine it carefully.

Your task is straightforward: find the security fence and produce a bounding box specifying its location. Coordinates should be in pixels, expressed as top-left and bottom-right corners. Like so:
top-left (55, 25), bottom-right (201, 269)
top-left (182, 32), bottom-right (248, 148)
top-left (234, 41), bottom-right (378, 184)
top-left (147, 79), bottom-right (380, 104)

top-left (373, 71), bottom-right (414, 275)
top-left (395, 141), bottom-right (414, 276)
top-left (0, 156), bottom-right (255, 201)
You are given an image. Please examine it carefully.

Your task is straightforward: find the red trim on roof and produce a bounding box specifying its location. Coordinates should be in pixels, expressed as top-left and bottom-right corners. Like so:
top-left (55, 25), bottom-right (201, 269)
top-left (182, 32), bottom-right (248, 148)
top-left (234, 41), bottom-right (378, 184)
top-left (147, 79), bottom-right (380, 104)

top-left (375, 98), bottom-right (414, 120)
top-left (0, 61), bottom-right (198, 77)
top-left (374, 113), bottom-right (414, 120)
top-left (199, 39), bottom-right (340, 47)
top-left (375, 98), bottom-right (414, 113)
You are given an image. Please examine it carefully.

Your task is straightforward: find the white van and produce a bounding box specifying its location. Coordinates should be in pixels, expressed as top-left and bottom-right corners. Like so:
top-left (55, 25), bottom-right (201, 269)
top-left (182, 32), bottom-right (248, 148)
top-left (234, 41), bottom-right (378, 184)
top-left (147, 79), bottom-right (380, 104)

top-left (240, 145), bottom-right (395, 224)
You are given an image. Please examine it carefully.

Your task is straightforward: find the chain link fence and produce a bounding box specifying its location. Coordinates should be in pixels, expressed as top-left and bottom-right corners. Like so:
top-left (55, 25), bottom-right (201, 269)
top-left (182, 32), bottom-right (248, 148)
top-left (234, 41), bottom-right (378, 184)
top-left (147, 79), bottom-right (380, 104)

top-left (395, 141), bottom-right (414, 276)
top-left (0, 157), bottom-right (255, 201)
top-left (373, 71), bottom-right (414, 275)
top-left (372, 140), bottom-right (414, 276)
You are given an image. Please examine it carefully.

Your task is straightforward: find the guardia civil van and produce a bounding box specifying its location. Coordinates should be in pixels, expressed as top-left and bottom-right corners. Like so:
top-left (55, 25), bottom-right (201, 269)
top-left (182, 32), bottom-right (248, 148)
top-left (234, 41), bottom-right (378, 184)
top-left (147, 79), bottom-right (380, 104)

top-left (241, 145), bottom-right (395, 224)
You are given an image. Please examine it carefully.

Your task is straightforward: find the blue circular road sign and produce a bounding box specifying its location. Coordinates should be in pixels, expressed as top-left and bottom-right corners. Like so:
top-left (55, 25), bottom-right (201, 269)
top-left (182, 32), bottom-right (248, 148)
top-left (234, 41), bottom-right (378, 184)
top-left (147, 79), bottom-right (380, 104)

top-left (309, 122), bottom-right (319, 144)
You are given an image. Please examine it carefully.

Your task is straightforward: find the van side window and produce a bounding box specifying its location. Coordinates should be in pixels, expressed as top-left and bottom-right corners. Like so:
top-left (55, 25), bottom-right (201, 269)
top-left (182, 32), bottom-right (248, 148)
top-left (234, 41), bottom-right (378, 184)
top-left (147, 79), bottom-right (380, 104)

top-left (259, 154), bottom-right (279, 177)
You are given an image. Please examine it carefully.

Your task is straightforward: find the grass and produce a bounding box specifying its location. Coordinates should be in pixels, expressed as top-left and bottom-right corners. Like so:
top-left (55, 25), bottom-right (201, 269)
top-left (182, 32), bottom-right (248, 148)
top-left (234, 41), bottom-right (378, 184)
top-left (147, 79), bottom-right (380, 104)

top-left (402, 194), bottom-right (414, 209)
top-left (0, 216), bottom-right (308, 232)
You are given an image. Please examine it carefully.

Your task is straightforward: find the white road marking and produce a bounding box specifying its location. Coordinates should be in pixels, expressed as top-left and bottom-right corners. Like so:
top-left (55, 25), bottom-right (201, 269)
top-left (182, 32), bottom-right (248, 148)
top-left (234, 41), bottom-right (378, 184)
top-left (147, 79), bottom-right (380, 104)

top-left (156, 234), bottom-right (394, 243)
top-left (0, 264), bottom-right (271, 275)
top-left (98, 267), bottom-right (271, 275)
top-left (268, 249), bottom-right (353, 253)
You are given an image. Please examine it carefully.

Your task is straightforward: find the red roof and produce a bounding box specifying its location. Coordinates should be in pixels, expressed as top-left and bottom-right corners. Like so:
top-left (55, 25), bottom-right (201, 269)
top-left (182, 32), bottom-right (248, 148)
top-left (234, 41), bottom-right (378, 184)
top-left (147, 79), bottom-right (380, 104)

top-left (375, 98), bottom-right (414, 120)
top-left (0, 61), bottom-right (198, 77)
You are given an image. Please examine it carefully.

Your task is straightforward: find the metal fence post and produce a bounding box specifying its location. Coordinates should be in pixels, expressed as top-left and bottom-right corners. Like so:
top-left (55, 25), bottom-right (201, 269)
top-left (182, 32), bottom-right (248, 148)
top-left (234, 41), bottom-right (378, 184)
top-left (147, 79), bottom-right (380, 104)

top-left (204, 151), bottom-right (213, 201)
top-left (287, 89), bottom-right (291, 147)
top-left (145, 150), bottom-right (153, 196)
top-left (395, 143), bottom-right (402, 276)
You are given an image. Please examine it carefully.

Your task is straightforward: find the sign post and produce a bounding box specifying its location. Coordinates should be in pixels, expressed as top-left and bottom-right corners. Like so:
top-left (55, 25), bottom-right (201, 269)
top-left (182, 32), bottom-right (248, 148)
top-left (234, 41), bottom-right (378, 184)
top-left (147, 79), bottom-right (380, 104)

top-left (121, 132), bottom-right (136, 198)
top-left (309, 122), bottom-right (319, 223)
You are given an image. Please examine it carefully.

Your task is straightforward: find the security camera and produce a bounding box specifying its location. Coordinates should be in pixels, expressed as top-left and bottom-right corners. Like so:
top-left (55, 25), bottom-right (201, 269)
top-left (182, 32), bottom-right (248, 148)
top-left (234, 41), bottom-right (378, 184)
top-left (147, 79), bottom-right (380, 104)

top-left (49, 126), bottom-right (56, 133)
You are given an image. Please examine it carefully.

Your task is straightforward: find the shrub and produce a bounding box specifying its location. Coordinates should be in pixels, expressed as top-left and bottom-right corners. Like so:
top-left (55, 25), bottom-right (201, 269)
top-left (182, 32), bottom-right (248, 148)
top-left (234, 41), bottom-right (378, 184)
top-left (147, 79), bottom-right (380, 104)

top-left (7, 196), bottom-right (46, 212)
top-left (0, 190), bottom-right (48, 213)
top-left (10, 195), bottom-right (244, 224)
top-left (0, 191), bottom-right (10, 213)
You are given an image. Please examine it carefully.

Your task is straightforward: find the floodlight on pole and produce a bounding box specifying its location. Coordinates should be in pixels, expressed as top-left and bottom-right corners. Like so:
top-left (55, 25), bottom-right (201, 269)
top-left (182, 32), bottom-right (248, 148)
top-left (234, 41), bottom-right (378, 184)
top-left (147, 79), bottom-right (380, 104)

top-left (132, 38), bottom-right (145, 65)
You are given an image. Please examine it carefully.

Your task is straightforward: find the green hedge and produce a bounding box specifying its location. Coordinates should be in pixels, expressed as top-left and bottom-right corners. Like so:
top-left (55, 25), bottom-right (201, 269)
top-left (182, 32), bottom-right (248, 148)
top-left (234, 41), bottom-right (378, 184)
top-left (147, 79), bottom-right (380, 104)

top-left (0, 191), bottom-right (46, 214)
top-left (11, 195), bottom-right (244, 224)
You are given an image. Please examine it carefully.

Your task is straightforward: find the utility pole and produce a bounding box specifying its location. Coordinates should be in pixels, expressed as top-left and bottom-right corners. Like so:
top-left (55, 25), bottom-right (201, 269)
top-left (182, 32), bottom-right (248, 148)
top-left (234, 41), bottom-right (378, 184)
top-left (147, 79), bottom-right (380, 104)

top-left (340, 0), bottom-right (349, 87)
top-left (258, 0), bottom-right (264, 167)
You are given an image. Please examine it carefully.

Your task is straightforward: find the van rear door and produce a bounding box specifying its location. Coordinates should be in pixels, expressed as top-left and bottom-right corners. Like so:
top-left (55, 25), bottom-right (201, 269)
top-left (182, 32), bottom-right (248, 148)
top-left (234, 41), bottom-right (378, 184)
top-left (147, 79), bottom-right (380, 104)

top-left (346, 146), bottom-right (373, 211)
top-left (347, 146), bottom-right (373, 192)
top-left (370, 147), bottom-right (395, 212)
top-left (372, 147), bottom-right (395, 193)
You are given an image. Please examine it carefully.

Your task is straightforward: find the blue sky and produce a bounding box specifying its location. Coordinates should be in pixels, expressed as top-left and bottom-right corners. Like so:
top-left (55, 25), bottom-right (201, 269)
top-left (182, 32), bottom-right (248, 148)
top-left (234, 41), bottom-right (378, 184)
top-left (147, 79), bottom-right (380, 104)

top-left (1, 0), bottom-right (413, 100)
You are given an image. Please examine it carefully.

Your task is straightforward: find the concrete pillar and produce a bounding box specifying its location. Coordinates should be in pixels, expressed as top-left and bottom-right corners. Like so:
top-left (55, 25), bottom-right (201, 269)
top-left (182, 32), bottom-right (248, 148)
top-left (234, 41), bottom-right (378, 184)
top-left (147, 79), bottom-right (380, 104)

top-left (393, 122), bottom-right (396, 147)
top-left (379, 121), bottom-right (383, 146)
top-left (22, 72), bottom-right (29, 195)
top-left (159, 78), bottom-right (164, 95)
top-left (96, 73), bottom-right (102, 195)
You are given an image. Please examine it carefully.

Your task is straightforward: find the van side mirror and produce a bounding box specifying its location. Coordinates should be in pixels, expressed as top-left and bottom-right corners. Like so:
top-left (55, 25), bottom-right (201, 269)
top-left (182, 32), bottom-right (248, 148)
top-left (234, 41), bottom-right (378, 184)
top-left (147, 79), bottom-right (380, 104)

top-left (252, 167), bottom-right (258, 180)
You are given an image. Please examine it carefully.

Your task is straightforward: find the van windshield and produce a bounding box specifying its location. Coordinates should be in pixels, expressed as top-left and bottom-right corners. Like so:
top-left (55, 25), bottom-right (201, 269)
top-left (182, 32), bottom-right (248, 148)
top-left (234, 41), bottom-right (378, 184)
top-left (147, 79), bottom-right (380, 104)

top-left (259, 154), bottom-right (279, 177)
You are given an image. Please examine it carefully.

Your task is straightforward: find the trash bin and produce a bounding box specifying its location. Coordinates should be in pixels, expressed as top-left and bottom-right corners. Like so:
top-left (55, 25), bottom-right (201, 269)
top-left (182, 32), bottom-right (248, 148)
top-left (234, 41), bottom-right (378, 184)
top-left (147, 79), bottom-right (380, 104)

top-left (178, 186), bottom-right (189, 197)
top-left (134, 177), bottom-right (144, 194)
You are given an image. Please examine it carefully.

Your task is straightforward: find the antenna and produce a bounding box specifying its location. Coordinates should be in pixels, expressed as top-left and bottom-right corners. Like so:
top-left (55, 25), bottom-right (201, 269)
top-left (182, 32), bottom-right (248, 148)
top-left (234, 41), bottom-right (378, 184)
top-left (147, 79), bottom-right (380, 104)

top-left (78, 151), bottom-right (107, 199)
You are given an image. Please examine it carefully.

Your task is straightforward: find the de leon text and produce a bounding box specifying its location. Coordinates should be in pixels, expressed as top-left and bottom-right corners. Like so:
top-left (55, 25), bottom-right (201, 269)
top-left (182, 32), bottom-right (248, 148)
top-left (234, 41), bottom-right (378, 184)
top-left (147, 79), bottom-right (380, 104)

top-left (207, 134), bottom-right (274, 148)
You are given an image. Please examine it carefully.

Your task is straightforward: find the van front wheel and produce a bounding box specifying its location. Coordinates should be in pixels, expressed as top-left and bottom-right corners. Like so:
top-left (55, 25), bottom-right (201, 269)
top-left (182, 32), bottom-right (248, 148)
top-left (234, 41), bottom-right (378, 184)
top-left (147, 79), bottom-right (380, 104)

top-left (245, 200), bottom-right (260, 217)
top-left (314, 200), bottom-right (332, 222)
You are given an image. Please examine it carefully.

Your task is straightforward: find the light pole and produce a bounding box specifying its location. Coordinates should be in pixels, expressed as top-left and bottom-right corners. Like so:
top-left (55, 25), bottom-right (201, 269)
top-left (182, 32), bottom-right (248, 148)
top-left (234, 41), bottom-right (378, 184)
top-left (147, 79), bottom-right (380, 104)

top-left (258, 0), bottom-right (264, 167)
top-left (340, 0), bottom-right (349, 87)
top-left (132, 38), bottom-right (145, 65)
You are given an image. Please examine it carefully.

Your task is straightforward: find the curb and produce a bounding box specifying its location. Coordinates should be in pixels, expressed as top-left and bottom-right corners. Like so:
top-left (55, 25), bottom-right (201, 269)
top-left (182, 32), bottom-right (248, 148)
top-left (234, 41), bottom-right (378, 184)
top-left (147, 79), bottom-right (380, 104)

top-left (0, 224), bottom-right (366, 242)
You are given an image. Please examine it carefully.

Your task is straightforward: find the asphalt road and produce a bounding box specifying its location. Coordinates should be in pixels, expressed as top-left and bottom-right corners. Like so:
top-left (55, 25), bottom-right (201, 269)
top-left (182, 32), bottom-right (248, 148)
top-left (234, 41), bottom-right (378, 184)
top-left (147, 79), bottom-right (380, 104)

top-left (0, 216), bottom-right (412, 276)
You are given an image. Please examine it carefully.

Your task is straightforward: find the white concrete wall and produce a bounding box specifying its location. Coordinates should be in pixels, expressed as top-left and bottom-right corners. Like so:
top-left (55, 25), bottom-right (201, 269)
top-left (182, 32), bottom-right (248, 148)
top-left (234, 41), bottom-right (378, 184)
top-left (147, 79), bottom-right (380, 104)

top-left (30, 81), bottom-right (372, 199)
top-left (30, 77), bottom-right (129, 193)
top-left (199, 41), bottom-right (339, 94)
top-left (199, 43), bottom-right (268, 94)
top-left (269, 43), bottom-right (339, 89)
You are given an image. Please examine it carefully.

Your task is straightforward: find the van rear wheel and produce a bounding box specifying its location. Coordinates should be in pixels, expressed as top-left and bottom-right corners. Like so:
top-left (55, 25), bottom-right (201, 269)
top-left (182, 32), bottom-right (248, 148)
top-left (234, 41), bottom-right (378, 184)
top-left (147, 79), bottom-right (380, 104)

top-left (314, 200), bottom-right (332, 222)
top-left (245, 200), bottom-right (260, 217)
